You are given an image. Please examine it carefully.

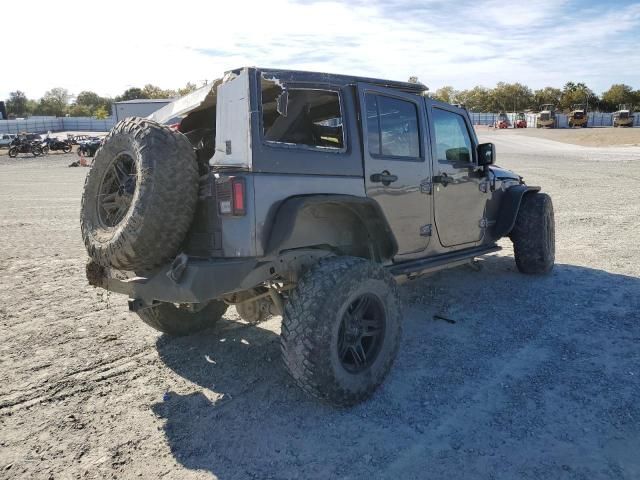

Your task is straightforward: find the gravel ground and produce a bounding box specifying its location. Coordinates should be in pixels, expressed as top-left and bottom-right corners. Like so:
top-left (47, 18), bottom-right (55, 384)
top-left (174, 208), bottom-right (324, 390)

top-left (479, 124), bottom-right (640, 147)
top-left (0, 134), bottom-right (639, 480)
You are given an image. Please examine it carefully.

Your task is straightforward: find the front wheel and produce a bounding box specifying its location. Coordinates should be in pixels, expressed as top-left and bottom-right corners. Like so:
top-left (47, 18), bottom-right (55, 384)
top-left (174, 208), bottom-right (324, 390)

top-left (281, 257), bottom-right (402, 407)
top-left (510, 193), bottom-right (555, 274)
top-left (63, 144), bottom-right (72, 153)
top-left (8, 147), bottom-right (18, 158)
top-left (137, 300), bottom-right (228, 336)
top-left (32, 146), bottom-right (43, 157)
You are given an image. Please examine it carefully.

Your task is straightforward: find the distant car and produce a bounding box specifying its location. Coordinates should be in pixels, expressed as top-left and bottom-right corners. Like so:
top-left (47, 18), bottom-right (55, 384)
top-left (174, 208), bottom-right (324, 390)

top-left (0, 134), bottom-right (17, 148)
top-left (67, 134), bottom-right (91, 145)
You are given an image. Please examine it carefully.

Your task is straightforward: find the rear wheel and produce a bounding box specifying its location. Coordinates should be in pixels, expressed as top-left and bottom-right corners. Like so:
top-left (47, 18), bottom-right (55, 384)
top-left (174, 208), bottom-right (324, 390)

top-left (63, 144), bottom-right (71, 153)
top-left (281, 257), bottom-right (402, 406)
top-left (8, 147), bottom-right (17, 158)
top-left (137, 301), bottom-right (228, 336)
top-left (510, 193), bottom-right (555, 274)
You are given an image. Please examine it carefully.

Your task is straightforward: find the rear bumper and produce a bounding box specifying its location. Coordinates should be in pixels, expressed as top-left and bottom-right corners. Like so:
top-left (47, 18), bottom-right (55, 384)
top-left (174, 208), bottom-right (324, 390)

top-left (87, 257), bottom-right (262, 304)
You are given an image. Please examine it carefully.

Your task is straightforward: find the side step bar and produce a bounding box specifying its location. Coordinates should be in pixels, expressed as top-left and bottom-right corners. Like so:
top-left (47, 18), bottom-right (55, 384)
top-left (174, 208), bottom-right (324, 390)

top-left (387, 244), bottom-right (501, 281)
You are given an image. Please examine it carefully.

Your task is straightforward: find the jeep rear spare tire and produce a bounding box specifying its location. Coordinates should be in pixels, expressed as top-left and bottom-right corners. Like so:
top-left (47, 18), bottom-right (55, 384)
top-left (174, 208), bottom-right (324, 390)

top-left (81, 118), bottom-right (199, 271)
top-left (281, 257), bottom-right (402, 406)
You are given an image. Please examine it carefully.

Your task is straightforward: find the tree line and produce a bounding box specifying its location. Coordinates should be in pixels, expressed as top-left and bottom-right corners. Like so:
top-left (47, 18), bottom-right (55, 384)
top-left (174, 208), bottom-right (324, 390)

top-left (430, 82), bottom-right (639, 112)
top-left (5, 80), bottom-right (638, 118)
top-left (3, 82), bottom-right (200, 119)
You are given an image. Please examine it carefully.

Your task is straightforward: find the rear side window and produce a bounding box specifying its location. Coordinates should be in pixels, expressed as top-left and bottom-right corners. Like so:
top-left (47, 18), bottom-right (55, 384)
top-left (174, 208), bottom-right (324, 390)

top-left (365, 93), bottom-right (420, 159)
top-left (261, 86), bottom-right (344, 149)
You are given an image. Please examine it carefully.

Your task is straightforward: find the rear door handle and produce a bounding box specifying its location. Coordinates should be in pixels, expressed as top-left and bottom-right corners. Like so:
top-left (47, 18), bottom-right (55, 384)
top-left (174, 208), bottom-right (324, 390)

top-left (433, 173), bottom-right (453, 186)
top-left (370, 172), bottom-right (398, 185)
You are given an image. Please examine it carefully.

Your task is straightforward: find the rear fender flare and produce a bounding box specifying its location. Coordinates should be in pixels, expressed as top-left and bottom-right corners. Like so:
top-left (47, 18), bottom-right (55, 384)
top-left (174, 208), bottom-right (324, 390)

top-left (264, 195), bottom-right (398, 262)
top-left (493, 185), bottom-right (541, 238)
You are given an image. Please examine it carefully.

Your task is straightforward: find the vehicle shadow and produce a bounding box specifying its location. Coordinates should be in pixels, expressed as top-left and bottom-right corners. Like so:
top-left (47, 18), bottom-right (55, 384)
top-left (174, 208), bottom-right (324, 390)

top-left (153, 254), bottom-right (640, 479)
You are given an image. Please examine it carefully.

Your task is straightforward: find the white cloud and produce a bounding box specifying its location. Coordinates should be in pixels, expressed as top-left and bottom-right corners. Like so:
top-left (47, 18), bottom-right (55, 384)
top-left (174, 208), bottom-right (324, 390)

top-left (2, 0), bottom-right (639, 100)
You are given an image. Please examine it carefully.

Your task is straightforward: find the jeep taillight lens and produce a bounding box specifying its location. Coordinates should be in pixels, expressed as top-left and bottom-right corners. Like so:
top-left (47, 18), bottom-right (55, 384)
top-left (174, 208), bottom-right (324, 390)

top-left (217, 177), bottom-right (246, 216)
top-left (232, 178), bottom-right (245, 215)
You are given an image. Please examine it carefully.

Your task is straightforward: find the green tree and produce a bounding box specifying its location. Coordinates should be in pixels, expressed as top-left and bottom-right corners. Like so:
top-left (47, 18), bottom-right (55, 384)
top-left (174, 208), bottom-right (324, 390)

top-left (177, 82), bottom-right (198, 97)
top-left (115, 87), bottom-right (148, 102)
top-left (601, 84), bottom-right (635, 111)
top-left (76, 90), bottom-right (101, 107)
top-left (456, 86), bottom-right (493, 112)
top-left (74, 90), bottom-right (112, 116)
top-left (142, 84), bottom-right (175, 99)
top-left (94, 105), bottom-right (110, 119)
top-left (491, 82), bottom-right (534, 112)
top-left (533, 87), bottom-right (562, 111)
top-left (559, 82), bottom-right (595, 111)
top-left (68, 104), bottom-right (92, 117)
top-left (6, 91), bottom-right (29, 117)
top-left (35, 88), bottom-right (70, 116)
top-left (433, 86), bottom-right (457, 104)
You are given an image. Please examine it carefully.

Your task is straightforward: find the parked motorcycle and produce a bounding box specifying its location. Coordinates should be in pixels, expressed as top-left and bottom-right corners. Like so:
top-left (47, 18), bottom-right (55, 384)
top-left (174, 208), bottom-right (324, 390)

top-left (40, 137), bottom-right (72, 154)
top-left (8, 138), bottom-right (43, 157)
top-left (77, 137), bottom-right (103, 157)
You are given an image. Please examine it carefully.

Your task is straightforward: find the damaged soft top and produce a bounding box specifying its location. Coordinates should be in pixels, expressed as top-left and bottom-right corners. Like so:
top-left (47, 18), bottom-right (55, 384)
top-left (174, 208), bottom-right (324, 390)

top-left (146, 67), bottom-right (428, 172)
top-left (148, 79), bottom-right (222, 126)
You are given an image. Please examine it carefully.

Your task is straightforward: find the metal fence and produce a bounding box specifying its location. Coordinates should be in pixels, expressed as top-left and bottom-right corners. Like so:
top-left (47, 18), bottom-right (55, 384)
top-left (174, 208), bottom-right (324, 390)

top-left (469, 111), bottom-right (639, 128)
top-left (0, 117), bottom-right (116, 134)
top-left (2, 111), bottom-right (638, 134)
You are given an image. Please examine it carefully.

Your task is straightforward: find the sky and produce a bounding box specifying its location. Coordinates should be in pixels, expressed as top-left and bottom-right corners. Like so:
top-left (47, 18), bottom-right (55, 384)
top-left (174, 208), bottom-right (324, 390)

top-left (3, 0), bottom-right (640, 100)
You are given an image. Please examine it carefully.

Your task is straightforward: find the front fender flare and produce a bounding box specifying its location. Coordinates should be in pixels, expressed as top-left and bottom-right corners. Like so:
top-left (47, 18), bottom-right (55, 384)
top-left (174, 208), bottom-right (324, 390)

top-left (493, 185), bottom-right (541, 238)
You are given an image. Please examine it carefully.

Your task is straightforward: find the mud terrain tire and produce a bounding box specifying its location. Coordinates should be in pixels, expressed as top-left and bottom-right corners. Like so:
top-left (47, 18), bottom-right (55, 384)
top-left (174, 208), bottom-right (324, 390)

top-left (510, 192), bottom-right (555, 274)
top-left (281, 257), bottom-right (402, 407)
top-left (137, 301), bottom-right (228, 336)
top-left (81, 118), bottom-right (198, 271)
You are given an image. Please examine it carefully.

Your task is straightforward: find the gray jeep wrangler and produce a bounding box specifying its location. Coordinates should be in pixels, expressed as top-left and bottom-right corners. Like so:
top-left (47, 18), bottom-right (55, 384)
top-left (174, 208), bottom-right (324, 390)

top-left (81, 67), bottom-right (555, 406)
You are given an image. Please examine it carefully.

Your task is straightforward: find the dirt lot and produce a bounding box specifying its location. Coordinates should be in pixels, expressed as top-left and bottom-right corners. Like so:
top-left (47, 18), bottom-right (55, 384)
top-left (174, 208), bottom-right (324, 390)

top-left (478, 124), bottom-right (640, 147)
top-left (1, 135), bottom-right (639, 480)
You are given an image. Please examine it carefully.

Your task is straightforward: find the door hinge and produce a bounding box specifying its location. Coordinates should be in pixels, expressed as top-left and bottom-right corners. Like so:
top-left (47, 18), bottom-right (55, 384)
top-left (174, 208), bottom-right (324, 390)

top-left (420, 179), bottom-right (433, 194)
top-left (420, 224), bottom-right (433, 237)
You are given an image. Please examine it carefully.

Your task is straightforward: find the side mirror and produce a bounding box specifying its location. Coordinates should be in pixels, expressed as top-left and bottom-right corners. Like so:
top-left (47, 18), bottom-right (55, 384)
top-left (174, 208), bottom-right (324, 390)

top-left (477, 142), bottom-right (495, 166)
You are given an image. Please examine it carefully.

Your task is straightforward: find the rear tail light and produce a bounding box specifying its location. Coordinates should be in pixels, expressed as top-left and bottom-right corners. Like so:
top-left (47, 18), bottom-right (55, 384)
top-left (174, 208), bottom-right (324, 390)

top-left (232, 178), bottom-right (245, 215)
top-left (217, 177), bottom-right (246, 216)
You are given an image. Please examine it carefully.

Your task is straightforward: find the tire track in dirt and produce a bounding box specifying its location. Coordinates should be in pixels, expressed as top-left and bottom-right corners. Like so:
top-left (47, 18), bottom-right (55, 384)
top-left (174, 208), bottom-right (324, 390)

top-left (0, 347), bottom-right (156, 414)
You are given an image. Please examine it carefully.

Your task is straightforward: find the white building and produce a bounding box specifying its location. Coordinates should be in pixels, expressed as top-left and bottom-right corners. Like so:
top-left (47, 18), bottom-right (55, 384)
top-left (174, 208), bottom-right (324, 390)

top-left (112, 98), bottom-right (173, 122)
